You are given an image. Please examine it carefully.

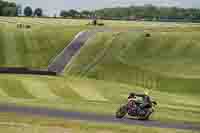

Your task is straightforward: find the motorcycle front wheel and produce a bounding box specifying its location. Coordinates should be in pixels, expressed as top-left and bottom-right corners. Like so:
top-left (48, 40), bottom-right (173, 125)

top-left (138, 109), bottom-right (153, 120)
top-left (116, 105), bottom-right (127, 119)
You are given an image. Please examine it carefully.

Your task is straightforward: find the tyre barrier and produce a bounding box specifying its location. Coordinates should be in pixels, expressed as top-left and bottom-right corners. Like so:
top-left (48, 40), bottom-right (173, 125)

top-left (0, 67), bottom-right (57, 76)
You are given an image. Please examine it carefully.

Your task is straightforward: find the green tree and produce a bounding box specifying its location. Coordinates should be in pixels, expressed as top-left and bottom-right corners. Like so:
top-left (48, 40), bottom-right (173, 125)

top-left (68, 9), bottom-right (79, 17)
top-left (60, 10), bottom-right (70, 17)
top-left (24, 6), bottom-right (32, 16)
top-left (2, 6), bottom-right (16, 16)
top-left (81, 10), bottom-right (92, 18)
top-left (34, 8), bottom-right (43, 16)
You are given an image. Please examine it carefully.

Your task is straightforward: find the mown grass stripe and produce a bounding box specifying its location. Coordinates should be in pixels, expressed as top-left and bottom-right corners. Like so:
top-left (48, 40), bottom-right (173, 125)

top-left (0, 24), bottom-right (5, 65)
top-left (47, 78), bottom-right (82, 100)
top-left (68, 79), bottom-right (108, 101)
top-left (0, 78), bottom-right (34, 99)
top-left (21, 79), bottom-right (60, 100)
top-left (0, 88), bottom-right (8, 97)
top-left (2, 24), bottom-right (21, 66)
top-left (15, 27), bottom-right (29, 67)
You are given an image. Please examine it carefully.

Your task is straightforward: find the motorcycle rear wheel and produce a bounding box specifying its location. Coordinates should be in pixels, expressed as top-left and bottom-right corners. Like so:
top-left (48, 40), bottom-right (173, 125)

top-left (116, 105), bottom-right (127, 119)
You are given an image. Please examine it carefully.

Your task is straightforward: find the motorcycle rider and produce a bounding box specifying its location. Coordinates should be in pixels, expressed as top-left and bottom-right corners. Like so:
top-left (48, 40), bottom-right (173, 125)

top-left (116, 92), bottom-right (157, 119)
top-left (127, 93), bottom-right (138, 115)
top-left (127, 92), bottom-right (152, 115)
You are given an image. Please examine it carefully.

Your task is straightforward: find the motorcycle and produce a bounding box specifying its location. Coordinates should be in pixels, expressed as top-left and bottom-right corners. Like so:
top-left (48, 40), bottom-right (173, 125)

top-left (116, 94), bottom-right (157, 120)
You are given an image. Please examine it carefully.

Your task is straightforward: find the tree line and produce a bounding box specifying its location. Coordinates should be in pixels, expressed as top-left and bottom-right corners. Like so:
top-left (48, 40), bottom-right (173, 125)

top-left (60, 5), bottom-right (200, 22)
top-left (0, 0), bottom-right (16, 16)
top-left (60, 9), bottom-right (93, 18)
top-left (15, 4), bottom-right (200, 22)
top-left (95, 5), bottom-right (200, 22)
top-left (17, 6), bottom-right (43, 17)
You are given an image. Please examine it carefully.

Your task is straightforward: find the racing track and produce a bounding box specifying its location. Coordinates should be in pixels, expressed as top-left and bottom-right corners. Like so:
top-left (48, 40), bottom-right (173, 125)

top-left (0, 104), bottom-right (199, 131)
top-left (48, 30), bottom-right (94, 74)
top-left (0, 29), bottom-right (200, 131)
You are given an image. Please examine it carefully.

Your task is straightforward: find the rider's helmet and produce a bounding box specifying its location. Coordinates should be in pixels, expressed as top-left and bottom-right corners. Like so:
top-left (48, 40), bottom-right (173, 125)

top-left (128, 92), bottom-right (136, 99)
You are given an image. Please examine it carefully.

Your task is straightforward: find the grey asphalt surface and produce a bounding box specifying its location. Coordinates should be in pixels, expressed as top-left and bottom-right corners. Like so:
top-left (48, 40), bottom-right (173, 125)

top-left (48, 31), bottom-right (94, 74)
top-left (0, 104), bottom-right (199, 131)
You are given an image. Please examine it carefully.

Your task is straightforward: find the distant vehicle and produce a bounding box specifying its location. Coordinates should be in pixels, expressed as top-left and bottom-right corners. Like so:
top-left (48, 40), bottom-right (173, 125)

top-left (116, 93), bottom-right (157, 120)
